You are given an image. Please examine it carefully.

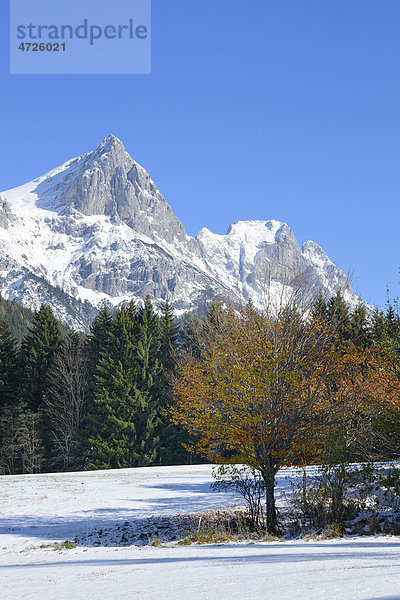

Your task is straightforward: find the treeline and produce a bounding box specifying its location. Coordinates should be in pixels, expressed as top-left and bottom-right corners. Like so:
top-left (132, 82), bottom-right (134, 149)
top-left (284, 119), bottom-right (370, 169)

top-left (0, 291), bottom-right (399, 475)
top-left (315, 291), bottom-right (400, 351)
top-left (0, 297), bottom-right (194, 474)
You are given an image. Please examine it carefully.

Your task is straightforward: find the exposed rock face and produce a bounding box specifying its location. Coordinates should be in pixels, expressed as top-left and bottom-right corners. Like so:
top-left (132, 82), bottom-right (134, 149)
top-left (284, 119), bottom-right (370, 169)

top-left (0, 135), bottom-right (359, 330)
top-left (53, 136), bottom-right (194, 249)
top-left (0, 197), bottom-right (15, 229)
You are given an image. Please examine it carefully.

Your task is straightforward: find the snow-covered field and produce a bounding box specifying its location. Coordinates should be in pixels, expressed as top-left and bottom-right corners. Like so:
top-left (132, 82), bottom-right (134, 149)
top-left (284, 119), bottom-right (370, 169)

top-left (1, 465), bottom-right (399, 599)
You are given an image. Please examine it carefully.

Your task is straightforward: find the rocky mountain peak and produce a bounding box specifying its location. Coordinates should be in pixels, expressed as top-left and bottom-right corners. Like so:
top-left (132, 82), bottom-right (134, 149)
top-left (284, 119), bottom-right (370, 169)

top-left (96, 133), bottom-right (126, 154)
top-left (0, 137), bottom-right (362, 330)
top-left (44, 135), bottom-right (190, 247)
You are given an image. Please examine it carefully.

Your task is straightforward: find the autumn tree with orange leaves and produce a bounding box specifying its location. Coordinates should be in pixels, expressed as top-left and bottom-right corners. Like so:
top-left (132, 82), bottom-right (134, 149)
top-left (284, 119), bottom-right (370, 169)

top-left (362, 350), bottom-right (400, 456)
top-left (171, 307), bottom-right (365, 535)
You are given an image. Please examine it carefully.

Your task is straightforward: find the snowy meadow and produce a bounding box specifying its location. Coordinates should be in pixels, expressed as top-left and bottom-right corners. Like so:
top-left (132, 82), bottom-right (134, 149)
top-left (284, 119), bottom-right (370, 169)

top-left (1, 464), bottom-right (400, 600)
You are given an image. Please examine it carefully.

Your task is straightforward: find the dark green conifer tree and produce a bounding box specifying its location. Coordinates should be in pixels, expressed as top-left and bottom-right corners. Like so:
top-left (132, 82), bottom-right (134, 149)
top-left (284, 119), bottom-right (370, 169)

top-left (312, 292), bottom-right (328, 320)
top-left (385, 299), bottom-right (400, 352)
top-left (0, 320), bottom-right (19, 407)
top-left (21, 305), bottom-right (62, 412)
top-left (0, 319), bottom-right (44, 474)
top-left (86, 303), bottom-right (113, 374)
top-left (326, 290), bottom-right (350, 339)
top-left (157, 299), bottom-right (189, 465)
top-left (83, 303), bottom-right (114, 464)
top-left (371, 308), bottom-right (387, 347)
top-left (0, 320), bottom-right (21, 474)
top-left (87, 299), bottom-right (163, 469)
top-left (349, 302), bottom-right (371, 347)
top-left (88, 302), bottom-right (141, 469)
top-left (134, 296), bottom-right (162, 464)
top-left (19, 305), bottom-right (62, 470)
top-left (371, 298), bottom-right (400, 355)
top-left (159, 298), bottom-right (179, 372)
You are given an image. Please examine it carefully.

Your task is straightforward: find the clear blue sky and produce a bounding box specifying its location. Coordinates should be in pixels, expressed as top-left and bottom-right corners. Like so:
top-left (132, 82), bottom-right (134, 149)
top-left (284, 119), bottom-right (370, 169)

top-left (1, 1), bottom-right (399, 308)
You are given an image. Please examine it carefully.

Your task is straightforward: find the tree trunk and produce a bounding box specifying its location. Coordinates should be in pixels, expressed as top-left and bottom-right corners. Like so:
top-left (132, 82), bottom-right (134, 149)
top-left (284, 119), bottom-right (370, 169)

top-left (331, 463), bottom-right (346, 526)
top-left (261, 459), bottom-right (280, 536)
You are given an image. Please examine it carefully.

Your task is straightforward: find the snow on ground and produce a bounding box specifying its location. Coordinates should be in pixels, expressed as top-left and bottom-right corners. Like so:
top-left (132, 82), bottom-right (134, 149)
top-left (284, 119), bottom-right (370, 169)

top-left (1, 464), bottom-right (400, 599)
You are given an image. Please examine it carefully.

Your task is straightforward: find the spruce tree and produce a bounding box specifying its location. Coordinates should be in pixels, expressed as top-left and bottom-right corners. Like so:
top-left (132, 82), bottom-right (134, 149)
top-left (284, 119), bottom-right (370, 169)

top-left (157, 299), bottom-right (189, 465)
top-left (134, 296), bottom-right (162, 464)
top-left (87, 300), bottom-right (163, 469)
top-left (0, 320), bottom-right (22, 474)
top-left (88, 302), bottom-right (141, 469)
top-left (83, 303), bottom-right (113, 463)
top-left (0, 320), bottom-right (19, 407)
top-left (86, 303), bottom-right (113, 375)
top-left (0, 320), bottom-right (43, 475)
top-left (385, 299), bottom-right (400, 351)
top-left (371, 299), bottom-right (400, 355)
top-left (0, 402), bottom-right (20, 474)
top-left (371, 308), bottom-right (387, 347)
top-left (21, 305), bottom-right (62, 412)
top-left (19, 305), bottom-right (62, 470)
top-left (312, 292), bottom-right (328, 320)
top-left (326, 290), bottom-right (350, 339)
top-left (159, 298), bottom-right (179, 372)
top-left (349, 302), bottom-right (371, 347)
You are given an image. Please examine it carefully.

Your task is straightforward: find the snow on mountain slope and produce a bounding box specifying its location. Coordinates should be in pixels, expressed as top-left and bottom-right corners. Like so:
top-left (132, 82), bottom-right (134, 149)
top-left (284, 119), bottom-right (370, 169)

top-left (0, 135), bottom-right (360, 329)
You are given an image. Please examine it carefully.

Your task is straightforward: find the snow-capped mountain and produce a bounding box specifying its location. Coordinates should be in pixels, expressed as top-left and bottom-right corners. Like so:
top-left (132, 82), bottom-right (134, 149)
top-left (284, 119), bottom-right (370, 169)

top-left (0, 135), bottom-right (358, 330)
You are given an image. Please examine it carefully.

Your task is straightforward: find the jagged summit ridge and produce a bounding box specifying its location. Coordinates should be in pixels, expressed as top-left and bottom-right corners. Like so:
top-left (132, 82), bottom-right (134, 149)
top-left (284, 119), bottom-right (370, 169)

top-left (0, 135), bottom-right (358, 329)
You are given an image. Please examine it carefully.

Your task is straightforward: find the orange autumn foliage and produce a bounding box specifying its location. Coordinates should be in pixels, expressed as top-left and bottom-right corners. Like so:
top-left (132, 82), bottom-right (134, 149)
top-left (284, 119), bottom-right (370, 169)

top-left (171, 312), bottom-right (364, 470)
